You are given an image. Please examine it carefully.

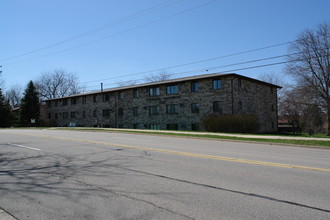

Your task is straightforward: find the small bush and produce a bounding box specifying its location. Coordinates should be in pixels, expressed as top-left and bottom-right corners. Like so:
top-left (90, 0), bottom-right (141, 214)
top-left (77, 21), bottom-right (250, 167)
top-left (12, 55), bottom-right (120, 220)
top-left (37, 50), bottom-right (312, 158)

top-left (201, 114), bottom-right (260, 133)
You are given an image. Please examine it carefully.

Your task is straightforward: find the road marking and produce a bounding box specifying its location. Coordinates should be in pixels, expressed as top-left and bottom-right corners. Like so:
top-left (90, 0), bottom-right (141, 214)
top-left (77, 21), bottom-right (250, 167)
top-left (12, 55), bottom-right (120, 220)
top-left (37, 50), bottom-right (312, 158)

top-left (4, 132), bottom-right (330, 173)
top-left (8, 143), bottom-right (41, 151)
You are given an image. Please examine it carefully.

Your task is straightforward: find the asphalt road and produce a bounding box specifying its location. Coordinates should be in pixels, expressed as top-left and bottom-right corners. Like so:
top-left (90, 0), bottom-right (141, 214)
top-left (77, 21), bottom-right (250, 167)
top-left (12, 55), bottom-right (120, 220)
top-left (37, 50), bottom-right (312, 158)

top-left (0, 129), bottom-right (329, 220)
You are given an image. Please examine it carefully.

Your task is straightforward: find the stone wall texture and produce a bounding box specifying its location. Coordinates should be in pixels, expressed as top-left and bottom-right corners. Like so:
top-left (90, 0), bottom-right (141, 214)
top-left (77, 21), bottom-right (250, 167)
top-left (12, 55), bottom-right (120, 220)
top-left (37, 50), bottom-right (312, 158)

top-left (45, 74), bottom-right (279, 133)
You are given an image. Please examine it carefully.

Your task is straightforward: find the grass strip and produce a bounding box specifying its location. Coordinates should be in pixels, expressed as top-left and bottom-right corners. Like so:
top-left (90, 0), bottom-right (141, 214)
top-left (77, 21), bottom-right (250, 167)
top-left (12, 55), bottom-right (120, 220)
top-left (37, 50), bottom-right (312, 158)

top-left (56, 127), bottom-right (330, 148)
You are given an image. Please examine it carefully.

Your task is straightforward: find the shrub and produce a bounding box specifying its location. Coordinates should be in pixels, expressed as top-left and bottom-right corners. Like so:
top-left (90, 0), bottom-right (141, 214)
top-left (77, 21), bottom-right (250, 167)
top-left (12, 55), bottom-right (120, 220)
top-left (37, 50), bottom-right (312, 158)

top-left (201, 114), bottom-right (260, 133)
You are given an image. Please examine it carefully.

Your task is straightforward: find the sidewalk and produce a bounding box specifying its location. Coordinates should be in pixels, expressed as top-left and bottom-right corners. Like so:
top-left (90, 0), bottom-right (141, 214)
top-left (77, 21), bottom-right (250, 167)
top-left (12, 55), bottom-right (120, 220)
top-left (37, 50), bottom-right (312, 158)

top-left (104, 128), bottom-right (330, 141)
top-left (0, 209), bottom-right (16, 220)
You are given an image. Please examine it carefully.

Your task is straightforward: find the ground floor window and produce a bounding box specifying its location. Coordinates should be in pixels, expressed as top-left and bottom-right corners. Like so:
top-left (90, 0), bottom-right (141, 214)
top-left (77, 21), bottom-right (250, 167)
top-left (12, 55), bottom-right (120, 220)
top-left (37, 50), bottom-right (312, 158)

top-left (192, 123), bottom-right (200, 131)
top-left (167, 123), bottom-right (178, 130)
top-left (150, 124), bottom-right (160, 130)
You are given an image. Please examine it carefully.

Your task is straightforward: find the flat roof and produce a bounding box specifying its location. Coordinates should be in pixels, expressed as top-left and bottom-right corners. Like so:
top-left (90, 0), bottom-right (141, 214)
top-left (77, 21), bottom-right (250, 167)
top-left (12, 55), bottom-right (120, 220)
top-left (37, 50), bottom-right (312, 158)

top-left (46, 73), bottom-right (282, 101)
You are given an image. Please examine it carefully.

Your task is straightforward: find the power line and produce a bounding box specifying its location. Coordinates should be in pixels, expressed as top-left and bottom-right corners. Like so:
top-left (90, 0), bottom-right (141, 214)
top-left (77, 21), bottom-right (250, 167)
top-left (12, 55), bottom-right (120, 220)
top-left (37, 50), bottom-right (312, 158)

top-left (3, 0), bottom-right (220, 66)
top-left (82, 54), bottom-right (297, 90)
top-left (0, 0), bottom-right (182, 62)
top-left (82, 44), bottom-right (291, 85)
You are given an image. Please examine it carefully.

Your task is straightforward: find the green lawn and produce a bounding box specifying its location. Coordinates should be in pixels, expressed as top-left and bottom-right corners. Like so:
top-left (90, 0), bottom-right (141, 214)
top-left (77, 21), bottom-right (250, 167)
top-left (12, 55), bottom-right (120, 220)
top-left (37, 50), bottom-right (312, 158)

top-left (54, 127), bottom-right (330, 148)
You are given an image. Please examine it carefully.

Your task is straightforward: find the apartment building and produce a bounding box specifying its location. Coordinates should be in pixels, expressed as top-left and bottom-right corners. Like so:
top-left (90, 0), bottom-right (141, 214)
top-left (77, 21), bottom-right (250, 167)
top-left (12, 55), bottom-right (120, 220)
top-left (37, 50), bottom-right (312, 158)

top-left (45, 73), bottom-right (281, 133)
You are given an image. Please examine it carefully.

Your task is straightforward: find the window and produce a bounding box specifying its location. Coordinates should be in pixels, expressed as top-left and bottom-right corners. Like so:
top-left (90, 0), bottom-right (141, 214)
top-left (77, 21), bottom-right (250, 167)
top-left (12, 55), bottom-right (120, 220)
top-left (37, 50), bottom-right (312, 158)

top-left (93, 95), bottom-right (97, 103)
top-left (238, 79), bottom-right (242, 87)
top-left (191, 81), bottom-right (199, 92)
top-left (213, 79), bottom-right (222, 90)
top-left (149, 106), bottom-right (160, 115)
top-left (48, 113), bottom-right (51, 119)
top-left (104, 93), bottom-right (110, 102)
top-left (133, 107), bottom-right (138, 116)
top-left (118, 108), bottom-right (124, 116)
top-left (191, 103), bottom-right (200, 113)
top-left (238, 101), bottom-right (242, 110)
top-left (167, 104), bottom-right (179, 114)
top-left (55, 100), bottom-right (58, 107)
top-left (55, 113), bottom-right (58, 119)
top-left (71, 111), bottom-right (77, 118)
top-left (166, 85), bottom-right (178, 94)
top-left (93, 110), bottom-right (97, 117)
top-left (149, 87), bottom-right (160, 96)
top-left (103, 109), bottom-right (110, 117)
top-left (63, 99), bottom-right (68, 106)
top-left (82, 96), bottom-right (87, 104)
top-left (150, 124), bottom-right (160, 130)
top-left (213, 101), bottom-right (223, 113)
top-left (71, 98), bottom-right (77, 105)
top-left (118, 91), bottom-right (124, 100)
top-left (133, 89), bottom-right (139, 98)
top-left (166, 123), bottom-right (178, 130)
top-left (82, 111), bottom-right (86, 118)
top-left (47, 102), bottom-right (51, 108)
top-left (192, 123), bottom-right (200, 131)
top-left (63, 112), bottom-right (68, 119)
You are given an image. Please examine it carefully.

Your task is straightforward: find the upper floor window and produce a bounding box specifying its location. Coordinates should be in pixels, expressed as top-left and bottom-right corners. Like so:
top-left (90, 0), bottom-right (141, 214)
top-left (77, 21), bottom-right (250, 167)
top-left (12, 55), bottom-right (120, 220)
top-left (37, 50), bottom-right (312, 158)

top-left (149, 106), bottom-right (160, 115)
top-left (63, 99), bottom-right (68, 106)
top-left (213, 101), bottom-right (223, 113)
top-left (149, 87), bottom-right (160, 96)
top-left (191, 81), bottom-right (199, 92)
top-left (167, 104), bottom-right (179, 114)
top-left (93, 95), bottom-right (97, 103)
top-left (166, 85), bottom-right (178, 95)
top-left (133, 89), bottom-right (139, 98)
top-left (238, 79), bottom-right (242, 87)
top-left (82, 96), bottom-right (87, 104)
top-left (104, 93), bottom-right (110, 102)
top-left (191, 103), bottom-right (200, 113)
top-left (71, 98), bottom-right (77, 105)
top-left (118, 108), bottom-right (124, 116)
top-left (47, 102), bottom-right (51, 108)
top-left (71, 111), bottom-right (77, 118)
top-left (63, 112), bottom-right (68, 119)
top-left (213, 79), bottom-right (222, 90)
top-left (133, 107), bottom-right (138, 116)
top-left (118, 91), bottom-right (124, 100)
top-left (55, 100), bottom-right (58, 107)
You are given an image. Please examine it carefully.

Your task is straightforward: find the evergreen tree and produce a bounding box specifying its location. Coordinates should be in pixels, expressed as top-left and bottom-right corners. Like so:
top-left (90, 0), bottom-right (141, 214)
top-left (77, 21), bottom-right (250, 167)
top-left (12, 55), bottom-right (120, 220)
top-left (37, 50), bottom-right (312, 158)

top-left (20, 81), bottom-right (40, 126)
top-left (0, 88), bottom-right (12, 127)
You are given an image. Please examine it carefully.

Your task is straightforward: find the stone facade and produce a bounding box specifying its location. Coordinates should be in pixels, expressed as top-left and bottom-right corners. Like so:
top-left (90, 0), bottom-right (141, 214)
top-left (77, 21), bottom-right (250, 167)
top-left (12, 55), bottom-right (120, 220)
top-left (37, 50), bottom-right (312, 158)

top-left (45, 73), bottom-right (280, 133)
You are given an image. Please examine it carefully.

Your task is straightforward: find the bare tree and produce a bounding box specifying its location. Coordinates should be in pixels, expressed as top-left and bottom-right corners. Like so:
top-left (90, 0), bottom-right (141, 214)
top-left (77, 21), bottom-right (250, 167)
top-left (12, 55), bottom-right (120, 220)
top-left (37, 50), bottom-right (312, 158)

top-left (5, 83), bottom-right (23, 107)
top-left (35, 69), bottom-right (85, 100)
top-left (285, 22), bottom-right (330, 135)
top-left (280, 85), bottom-right (325, 133)
top-left (116, 80), bottom-right (138, 87)
top-left (144, 70), bottom-right (173, 82)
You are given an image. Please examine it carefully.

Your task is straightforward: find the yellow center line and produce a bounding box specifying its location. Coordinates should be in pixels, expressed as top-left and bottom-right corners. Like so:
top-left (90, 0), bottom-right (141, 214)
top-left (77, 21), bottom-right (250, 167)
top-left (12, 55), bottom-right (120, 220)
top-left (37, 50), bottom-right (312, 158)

top-left (5, 131), bottom-right (330, 173)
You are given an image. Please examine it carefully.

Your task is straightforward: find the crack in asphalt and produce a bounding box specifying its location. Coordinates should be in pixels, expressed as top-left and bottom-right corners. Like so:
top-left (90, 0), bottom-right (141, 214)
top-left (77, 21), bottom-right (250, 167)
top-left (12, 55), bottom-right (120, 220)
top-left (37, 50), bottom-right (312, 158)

top-left (116, 166), bottom-right (330, 214)
top-left (70, 179), bottom-right (195, 220)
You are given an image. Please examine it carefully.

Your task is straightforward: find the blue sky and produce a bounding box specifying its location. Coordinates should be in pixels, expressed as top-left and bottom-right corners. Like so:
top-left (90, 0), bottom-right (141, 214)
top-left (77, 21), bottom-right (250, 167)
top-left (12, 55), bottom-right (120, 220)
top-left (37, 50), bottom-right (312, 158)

top-left (1, 0), bottom-right (329, 91)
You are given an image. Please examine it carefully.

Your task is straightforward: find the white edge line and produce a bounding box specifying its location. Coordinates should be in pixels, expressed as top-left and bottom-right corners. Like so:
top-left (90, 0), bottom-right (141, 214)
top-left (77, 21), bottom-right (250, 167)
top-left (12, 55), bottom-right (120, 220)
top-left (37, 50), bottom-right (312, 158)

top-left (8, 143), bottom-right (42, 151)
